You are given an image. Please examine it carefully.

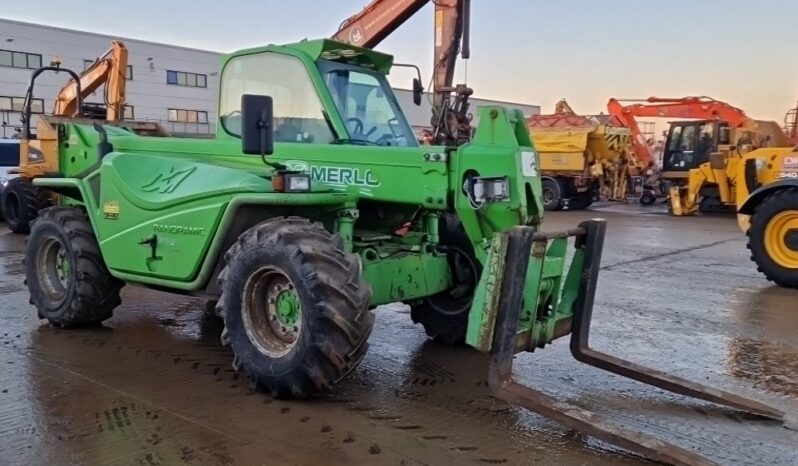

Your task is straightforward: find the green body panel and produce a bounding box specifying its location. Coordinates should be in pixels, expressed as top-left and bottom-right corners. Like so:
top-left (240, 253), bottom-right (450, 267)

top-left (363, 252), bottom-right (451, 305)
top-left (454, 108), bottom-right (544, 262)
top-left (465, 232), bottom-right (584, 352)
top-left (34, 37), bottom-right (588, 354)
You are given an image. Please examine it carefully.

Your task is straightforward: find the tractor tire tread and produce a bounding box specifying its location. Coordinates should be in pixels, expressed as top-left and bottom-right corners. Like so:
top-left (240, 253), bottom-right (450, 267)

top-left (2, 178), bottom-right (52, 234)
top-left (217, 216), bottom-right (373, 399)
top-left (25, 207), bottom-right (123, 327)
top-left (746, 188), bottom-right (798, 288)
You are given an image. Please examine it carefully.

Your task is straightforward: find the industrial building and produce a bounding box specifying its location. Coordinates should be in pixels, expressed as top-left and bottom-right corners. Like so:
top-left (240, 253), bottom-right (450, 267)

top-left (0, 18), bottom-right (539, 138)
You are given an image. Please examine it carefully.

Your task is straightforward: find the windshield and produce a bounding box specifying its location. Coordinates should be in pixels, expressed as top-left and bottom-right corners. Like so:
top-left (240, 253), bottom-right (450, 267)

top-left (320, 61), bottom-right (417, 147)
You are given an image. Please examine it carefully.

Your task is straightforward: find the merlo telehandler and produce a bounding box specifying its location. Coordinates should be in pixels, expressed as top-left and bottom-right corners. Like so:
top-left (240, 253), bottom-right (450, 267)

top-left (22, 39), bottom-right (783, 465)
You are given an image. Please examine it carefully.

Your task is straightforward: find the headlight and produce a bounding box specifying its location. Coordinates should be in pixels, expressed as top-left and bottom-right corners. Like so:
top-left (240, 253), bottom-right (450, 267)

top-left (285, 174), bottom-right (311, 192)
top-left (472, 176), bottom-right (510, 203)
top-left (755, 158), bottom-right (766, 170)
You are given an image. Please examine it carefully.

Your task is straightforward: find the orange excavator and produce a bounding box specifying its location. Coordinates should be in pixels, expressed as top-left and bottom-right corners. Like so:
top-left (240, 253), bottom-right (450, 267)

top-left (2, 40), bottom-right (162, 233)
top-left (51, 40), bottom-right (129, 120)
top-left (333, 0), bottom-right (473, 146)
top-left (608, 96), bottom-right (794, 213)
top-left (607, 96), bottom-right (757, 181)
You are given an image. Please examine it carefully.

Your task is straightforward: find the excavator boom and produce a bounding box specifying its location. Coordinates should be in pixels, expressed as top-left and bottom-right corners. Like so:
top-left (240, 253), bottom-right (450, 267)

top-left (607, 96), bottom-right (751, 168)
top-left (52, 40), bottom-right (128, 120)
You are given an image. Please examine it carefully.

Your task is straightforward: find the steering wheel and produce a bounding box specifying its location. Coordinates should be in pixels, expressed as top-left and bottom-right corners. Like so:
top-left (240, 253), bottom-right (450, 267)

top-left (346, 117), bottom-right (378, 139)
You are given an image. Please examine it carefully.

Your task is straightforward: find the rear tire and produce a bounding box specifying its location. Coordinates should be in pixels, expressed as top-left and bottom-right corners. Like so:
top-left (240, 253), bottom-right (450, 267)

top-left (1, 178), bottom-right (52, 234)
top-left (216, 217), bottom-right (374, 398)
top-left (747, 188), bottom-right (798, 289)
top-left (24, 207), bottom-right (123, 327)
top-left (410, 215), bottom-right (481, 344)
top-left (542, 178), bottom-right (563, 211)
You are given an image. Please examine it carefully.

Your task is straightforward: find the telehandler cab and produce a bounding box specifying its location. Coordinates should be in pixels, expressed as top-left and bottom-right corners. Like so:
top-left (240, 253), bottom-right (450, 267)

top-left (23, 39), bottom-right (783, 465)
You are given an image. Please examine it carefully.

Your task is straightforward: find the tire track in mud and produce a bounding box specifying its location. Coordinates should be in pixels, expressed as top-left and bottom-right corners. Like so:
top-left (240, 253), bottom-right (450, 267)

top-left (0, 307), bottom-right (633, 466)
top-left (0, 327), bottom-right (492, 465)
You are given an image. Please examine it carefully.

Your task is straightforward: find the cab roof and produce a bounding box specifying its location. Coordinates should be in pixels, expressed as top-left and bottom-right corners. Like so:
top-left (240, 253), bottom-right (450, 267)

top-left (226, 38), bottom-right (394, 74)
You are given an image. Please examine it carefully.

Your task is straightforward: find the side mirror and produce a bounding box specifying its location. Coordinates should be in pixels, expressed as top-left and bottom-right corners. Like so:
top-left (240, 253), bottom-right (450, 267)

top-left (413, 78), bottom-right (424, 106)
top-left (241, 94), bottom-right (274, 156)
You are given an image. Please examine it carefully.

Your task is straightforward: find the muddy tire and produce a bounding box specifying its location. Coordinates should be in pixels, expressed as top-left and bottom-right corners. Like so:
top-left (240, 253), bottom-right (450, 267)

top-left (24, 207), bottom-right (123, 327)
top-left (747, 188), bottom-right (798, 289)
top-left (411, 215), bottom-right (481, 344)
top-left (541, 178), bottom-right (563, 211)
top-left (1, 178), bottom-right (51, 234)
top-left (216, 217), bottom-right (373, 399)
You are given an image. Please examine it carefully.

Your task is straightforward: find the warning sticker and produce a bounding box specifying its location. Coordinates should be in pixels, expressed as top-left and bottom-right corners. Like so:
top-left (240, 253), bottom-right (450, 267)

top-left (103, 200), bottom-right (120, 220)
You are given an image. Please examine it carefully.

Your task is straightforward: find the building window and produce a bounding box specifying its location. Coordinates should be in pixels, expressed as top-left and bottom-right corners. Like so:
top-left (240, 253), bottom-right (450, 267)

top-left (0, 96), bottom-right (44, 114)
top-left (168, 108), bottom-right (208, 124)
top-left (0, 49), bottom-right (43, 70)
top-left (124, 105), bottom-right (135, 120)
top-left (166, 70), bottom-right (207, 88)
top-left (84, 60), bottom-right (133, 79)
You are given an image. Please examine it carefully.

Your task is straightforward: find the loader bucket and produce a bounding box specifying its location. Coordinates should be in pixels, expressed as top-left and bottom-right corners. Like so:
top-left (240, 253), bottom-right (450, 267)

top-left (478, 220), bottom-right (783, 466)
top-left (669, 185), bottom-right (698, 216)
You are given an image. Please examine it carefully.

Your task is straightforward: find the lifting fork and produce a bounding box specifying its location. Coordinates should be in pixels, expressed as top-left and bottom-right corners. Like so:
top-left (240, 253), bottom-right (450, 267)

top-left (488, 221), bottom-right (784, 466)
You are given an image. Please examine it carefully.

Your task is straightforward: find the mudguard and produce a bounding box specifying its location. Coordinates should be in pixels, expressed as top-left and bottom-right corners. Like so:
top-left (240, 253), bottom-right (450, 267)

top-left (738, 179), bottom-right (798, 215)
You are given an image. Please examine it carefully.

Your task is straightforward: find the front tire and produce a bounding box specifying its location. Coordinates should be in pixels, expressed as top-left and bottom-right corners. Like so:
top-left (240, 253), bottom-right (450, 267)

top-left (25, 207), bottom-right (123, 327)
top-left (410, 215), bottom-right (481, 343)
top-left (1, 178), bottom-right (52, 234)
top-left (216, 217), bottom-right (373, 399)
top-left (747, 189), bottom-right (798, 289)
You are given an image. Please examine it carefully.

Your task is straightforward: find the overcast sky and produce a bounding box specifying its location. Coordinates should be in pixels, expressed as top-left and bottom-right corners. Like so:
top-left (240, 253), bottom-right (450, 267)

top-left (3, 0), bottom-right (797, 121)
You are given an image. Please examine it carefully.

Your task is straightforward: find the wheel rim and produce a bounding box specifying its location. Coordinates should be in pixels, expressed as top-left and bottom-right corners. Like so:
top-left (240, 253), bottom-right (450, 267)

top-left (542, 187), bottom-right (555, 206)
top-left (37, 236), bottom-right (71, 304)
top-left (764, 210), bottom-right (798, 269)
top-left (241, 266), bottom-right (302, 358)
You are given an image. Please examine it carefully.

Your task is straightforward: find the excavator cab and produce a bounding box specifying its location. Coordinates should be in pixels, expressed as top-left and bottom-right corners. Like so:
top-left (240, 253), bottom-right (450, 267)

top-left (662, 120), bottom-right (729, 176)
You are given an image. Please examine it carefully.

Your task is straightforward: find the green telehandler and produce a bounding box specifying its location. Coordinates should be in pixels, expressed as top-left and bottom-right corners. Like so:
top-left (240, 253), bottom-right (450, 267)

top-left (22, 39), bottom-right (782, 465)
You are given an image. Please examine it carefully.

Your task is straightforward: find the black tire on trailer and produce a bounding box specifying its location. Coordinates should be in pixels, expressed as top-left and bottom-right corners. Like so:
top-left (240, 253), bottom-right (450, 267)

top-left (1, 178), bottom-right (52, 234)
top-left (216, 217), bottom-right (374, 399)
top-left (747, 188), bottom-right (798, 289)
top-left (640, 191), bottom-right (657, 206)
top-left (24, 207), bottom-right (124, 327)
top-left (410, 214), bottom-right (481, 344)
top-left (542, 178), bottom-right (563, 211)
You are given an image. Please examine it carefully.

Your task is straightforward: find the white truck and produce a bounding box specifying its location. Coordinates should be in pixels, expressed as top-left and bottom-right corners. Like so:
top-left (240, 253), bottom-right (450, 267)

top-left (0, 139), bottom-right (20, 222)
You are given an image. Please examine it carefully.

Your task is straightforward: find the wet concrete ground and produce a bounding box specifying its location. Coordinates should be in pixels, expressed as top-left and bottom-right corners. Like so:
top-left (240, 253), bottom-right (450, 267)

top-left (0, 203), bottom-right (796, 465)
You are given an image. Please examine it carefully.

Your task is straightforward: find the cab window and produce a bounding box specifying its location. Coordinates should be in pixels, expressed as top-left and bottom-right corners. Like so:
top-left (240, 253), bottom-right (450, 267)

top-left (220, 53), bottom-right (334, 144)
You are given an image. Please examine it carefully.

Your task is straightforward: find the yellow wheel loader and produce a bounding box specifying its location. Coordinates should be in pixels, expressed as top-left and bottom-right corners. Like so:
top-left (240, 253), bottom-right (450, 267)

top-left (669, 120), bottom-right (798, 288)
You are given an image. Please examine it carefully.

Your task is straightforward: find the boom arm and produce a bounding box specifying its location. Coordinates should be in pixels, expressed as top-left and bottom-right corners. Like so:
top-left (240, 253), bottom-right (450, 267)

top-left (333, 0), bottom-right (430, 48)
top-left (607, 96), bottom-right (751, 166)
top-left (52, 40), bottom-right (129, 120)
